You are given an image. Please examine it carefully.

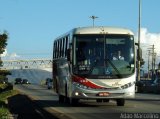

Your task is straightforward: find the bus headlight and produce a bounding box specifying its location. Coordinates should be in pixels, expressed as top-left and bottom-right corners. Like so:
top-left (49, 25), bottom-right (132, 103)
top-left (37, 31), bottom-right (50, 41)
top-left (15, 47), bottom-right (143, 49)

top-left (75, 92), bottom-right (79, 96)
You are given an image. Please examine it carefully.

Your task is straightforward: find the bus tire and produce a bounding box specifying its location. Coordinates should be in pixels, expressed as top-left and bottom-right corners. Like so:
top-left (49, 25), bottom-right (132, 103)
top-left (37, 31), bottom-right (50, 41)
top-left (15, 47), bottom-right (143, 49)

top-left (69, 98), bottom-right (79, 106)
top-left (59, 95), bottom-right (65, 103)
top-left (55, 79), bottom-right (59, 93)
top-left (64, 84), bottom-right (69, 103)
top-left (116, 99), bottom-right (125, 106)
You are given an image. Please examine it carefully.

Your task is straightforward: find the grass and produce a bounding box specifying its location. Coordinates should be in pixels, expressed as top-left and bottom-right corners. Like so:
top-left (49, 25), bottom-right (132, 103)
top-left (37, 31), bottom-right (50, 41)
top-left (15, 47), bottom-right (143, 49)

top-left (0, 84), bottom-right (8, 90)
top-left (0, 90), bottom-right (18, 117)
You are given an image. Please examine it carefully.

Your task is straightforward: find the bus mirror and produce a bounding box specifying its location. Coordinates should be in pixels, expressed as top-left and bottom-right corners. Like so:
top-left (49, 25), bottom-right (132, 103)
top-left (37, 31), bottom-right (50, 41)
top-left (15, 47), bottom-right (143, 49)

top-left (135, 43), bottom-right (138, 47)
top-left (67, 49), bottom-right (70, 61)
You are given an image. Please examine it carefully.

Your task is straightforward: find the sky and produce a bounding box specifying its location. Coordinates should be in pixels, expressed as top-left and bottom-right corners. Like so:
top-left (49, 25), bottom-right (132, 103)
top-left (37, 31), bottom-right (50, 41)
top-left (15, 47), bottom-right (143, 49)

top-left (0, 0), bottom-right (160, 69)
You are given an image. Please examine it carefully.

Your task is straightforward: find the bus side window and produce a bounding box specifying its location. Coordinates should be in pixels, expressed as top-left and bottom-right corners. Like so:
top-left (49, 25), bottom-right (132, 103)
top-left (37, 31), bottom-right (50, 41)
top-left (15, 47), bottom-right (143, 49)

top-left (67, 49), bottom-right (70, 61)
top-left (60, 39), bottom-right (62, 57)
top-left (55, 41), bottom-right (58, 58)
top-left (62, 38), bottom-right (65, 57)
top-left (65, 36), bottom-right (68, 57)
top-left (53, 42), bottom-right (56, 58)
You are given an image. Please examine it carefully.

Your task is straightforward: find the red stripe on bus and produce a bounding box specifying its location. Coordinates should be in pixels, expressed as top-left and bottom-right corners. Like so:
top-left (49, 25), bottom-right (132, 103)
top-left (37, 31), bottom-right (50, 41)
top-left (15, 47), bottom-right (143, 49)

top-left (72, 75), bottom-right (105, 89)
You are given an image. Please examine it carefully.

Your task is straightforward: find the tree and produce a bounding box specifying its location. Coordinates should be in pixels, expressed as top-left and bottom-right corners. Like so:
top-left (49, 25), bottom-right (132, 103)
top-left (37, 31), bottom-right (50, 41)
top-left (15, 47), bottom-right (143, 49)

top-left (0, 32), bottom-right (8, 53)
top-left (0, 31), bottom-right (8, 66)
top-left (0, 32), bottom-right (9, 83)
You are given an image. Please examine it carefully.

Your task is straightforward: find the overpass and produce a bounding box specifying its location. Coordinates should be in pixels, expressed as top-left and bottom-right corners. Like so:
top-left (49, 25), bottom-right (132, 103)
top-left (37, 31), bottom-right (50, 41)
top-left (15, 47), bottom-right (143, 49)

top-left (1, 59), bottom-right (52, 70)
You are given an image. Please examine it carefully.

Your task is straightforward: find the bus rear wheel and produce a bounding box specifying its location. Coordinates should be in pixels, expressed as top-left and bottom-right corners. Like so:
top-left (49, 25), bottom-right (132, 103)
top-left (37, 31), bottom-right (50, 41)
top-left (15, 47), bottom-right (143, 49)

top-left (59, 95), bottom-right (65, 103)
top-left (116, 99), bottom-right (125, 106)
top-left (69, 98), bottom-right (79, 106)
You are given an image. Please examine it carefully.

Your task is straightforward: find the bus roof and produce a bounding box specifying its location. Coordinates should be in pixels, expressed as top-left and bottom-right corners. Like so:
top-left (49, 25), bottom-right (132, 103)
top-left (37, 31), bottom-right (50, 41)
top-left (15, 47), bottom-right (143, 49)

top-left (54, 26), bottom-right (134, 41)
top-left (72, 26), bottom-right (134, 35)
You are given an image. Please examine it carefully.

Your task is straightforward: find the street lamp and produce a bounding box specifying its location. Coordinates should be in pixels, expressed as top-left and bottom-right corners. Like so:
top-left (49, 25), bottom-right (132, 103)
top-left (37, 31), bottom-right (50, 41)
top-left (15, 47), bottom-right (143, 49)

top-left (90, 15), bottom-right (98, 27)
top-left (137, 0), bottom-right (141, 81)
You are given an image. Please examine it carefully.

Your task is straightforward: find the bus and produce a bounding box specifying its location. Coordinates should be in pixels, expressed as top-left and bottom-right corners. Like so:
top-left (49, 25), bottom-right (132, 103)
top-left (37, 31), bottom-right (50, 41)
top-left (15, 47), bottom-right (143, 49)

top-left (52, 26), bottom-right (136, 106)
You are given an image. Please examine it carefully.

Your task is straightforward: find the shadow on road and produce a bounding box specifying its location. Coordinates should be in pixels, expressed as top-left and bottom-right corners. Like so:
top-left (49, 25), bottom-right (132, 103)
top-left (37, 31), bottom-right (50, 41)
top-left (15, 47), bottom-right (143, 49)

top-left (35, 99), bottom-right (116, 108)
top-left (127, 98), bottom-right (160, 101)
top-left (7, 94), bottom-right (58, 119)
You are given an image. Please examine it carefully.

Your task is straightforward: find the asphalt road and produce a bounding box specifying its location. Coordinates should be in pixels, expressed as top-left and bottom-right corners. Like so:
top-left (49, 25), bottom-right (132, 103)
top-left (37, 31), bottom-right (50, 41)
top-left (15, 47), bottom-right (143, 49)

top-left (14, 84), bottom-right (160, 119)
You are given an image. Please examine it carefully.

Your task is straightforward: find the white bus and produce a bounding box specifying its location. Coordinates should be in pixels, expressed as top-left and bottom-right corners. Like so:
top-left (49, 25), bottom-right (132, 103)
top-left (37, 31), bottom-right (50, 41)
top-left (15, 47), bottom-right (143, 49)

top-left (53, 26), bottom-right (136, 106)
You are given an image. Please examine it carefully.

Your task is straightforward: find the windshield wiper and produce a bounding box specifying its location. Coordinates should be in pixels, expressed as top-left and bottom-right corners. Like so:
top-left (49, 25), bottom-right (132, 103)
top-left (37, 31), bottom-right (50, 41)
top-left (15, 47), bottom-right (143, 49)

top-left (86, 57), bottom-right (123, 78)
top-left (105, 58), bottom-right (122, 78)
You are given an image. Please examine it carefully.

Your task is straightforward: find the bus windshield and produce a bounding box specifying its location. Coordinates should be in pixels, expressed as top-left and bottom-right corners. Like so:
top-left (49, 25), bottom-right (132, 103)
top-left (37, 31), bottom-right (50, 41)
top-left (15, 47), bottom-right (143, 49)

top-left (73, 34), bottom-right (135, 79)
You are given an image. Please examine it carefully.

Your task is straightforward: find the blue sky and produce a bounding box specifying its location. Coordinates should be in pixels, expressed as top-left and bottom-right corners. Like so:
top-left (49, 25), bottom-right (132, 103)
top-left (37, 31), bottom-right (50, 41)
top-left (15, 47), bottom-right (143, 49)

top-left (0, 0), bottom-right (160, 60)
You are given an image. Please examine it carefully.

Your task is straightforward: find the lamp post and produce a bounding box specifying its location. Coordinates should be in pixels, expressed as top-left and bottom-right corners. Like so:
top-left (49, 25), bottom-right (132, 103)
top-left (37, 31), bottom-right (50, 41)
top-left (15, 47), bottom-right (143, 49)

top-left (137, 0), bottom-right (141, 81)
top-left (90, 15), bottom-right (98, 27)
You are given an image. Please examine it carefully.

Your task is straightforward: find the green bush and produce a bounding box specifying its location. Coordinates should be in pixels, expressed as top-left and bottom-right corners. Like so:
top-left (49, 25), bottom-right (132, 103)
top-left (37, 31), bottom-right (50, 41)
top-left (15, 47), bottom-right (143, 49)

top-left (0, 90), bottom-right (18, 116)
top-left (0, 84), bottom-right (8, 89)
top-left (0, 83), bottom-right (13, 93)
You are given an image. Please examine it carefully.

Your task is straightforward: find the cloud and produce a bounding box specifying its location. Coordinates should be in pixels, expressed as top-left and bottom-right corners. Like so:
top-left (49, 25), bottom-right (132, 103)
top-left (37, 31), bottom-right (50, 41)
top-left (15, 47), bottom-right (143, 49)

top-left (137, 28), bottom-right (160, 70)
top-left (140, 28), bottom-right (160, 48)
top-left (1, 52), bottom-right (20, 60)
top-left (10, 53), bottom-right (20, 59)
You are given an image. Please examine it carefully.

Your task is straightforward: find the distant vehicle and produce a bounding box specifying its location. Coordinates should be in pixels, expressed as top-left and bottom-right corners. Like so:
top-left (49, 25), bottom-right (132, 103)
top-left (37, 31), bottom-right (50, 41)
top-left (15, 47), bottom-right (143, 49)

top-left (154, 70), bottom-right (160, 85)
top-left (136, 77), bottom-right (160, 93)
top-left (15, 78), bottom-right (22, 84)
top-left (22, 79), bottom-right (30, 84)
top-left (150, 77), bottom-right (160, 93)
top-left (45, 78), bottom-right (52, 85)
top-left (47, 81), bottom-right (53, 89)
top-left (136, 79), bottom-right (154, 87)
top-left (46, 78), bottom-right (53, 89)
top-left (152, 77), bottom-right (160, 85)
top-left (53, 26), bottom-right (136, 106)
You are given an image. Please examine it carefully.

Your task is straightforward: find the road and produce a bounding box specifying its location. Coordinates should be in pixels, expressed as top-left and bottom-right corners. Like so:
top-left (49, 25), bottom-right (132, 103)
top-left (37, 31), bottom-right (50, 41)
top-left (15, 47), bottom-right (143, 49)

top-left (7, 69), bottom-right (52, 84)
top-left (14, 84), bottom-right (160, 119)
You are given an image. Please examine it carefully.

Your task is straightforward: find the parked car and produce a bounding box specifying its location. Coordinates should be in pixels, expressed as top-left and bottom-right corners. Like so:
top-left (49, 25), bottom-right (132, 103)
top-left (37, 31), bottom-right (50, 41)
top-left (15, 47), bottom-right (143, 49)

top-left (15, 78), bottom-right (22, 84)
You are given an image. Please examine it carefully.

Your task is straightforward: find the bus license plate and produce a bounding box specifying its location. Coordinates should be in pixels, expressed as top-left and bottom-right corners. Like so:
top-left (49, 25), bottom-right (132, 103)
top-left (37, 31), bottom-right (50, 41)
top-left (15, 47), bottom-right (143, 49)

top-left (98, 92), bottom-right (110, 96)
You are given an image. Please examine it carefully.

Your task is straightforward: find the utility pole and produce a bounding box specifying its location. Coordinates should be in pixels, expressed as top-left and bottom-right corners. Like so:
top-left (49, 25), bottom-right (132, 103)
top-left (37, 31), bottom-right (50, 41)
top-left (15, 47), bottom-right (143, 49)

top-left (154, 53), bottom-right (156, 73)
top-left (90, 15), bottom-right (98, 27)
top-left (137, 0), bottom-right (141, 81)
top-left (148, 45), bottom-right (156, 79)
top-left (147, 50), bottom-right (151, 80)
top-left (151, 45), bottom-right (155, 79)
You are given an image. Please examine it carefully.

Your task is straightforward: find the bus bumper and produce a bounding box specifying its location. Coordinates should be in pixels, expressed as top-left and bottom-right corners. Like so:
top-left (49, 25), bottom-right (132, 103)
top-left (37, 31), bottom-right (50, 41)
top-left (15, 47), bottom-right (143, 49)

top-left (71, 85), bottom-right (135, 99)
